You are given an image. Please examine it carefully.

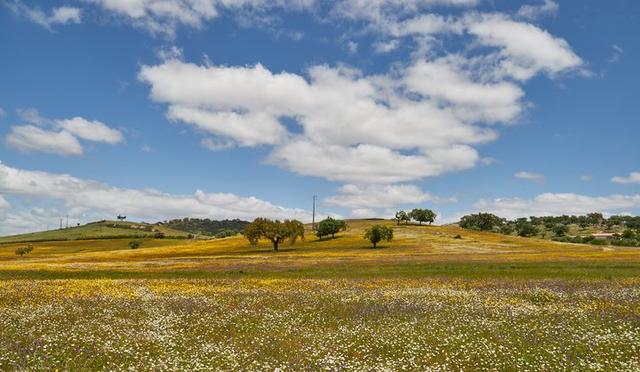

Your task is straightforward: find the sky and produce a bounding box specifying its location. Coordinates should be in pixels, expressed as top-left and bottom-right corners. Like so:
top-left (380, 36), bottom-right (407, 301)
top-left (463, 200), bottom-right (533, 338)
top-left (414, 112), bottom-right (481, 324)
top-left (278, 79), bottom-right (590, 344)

top-left (0, 0), bottom-right (639, 234)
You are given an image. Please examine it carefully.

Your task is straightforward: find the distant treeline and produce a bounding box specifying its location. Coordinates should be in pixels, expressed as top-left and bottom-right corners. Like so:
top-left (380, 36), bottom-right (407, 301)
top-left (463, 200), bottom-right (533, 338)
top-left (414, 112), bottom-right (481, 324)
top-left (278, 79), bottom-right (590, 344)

top-left (457, 212), bottom-right (640, 246)
top-left (157, 218), bottom-right (250, 237)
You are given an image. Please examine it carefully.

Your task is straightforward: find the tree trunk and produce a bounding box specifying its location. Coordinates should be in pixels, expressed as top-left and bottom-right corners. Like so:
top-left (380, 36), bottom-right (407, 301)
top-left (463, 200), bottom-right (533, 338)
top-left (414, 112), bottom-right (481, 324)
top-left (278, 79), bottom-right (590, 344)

top-left (373, 241), bottom-right (377, 248)
top-left (272, 238), bottom-right (279, 252)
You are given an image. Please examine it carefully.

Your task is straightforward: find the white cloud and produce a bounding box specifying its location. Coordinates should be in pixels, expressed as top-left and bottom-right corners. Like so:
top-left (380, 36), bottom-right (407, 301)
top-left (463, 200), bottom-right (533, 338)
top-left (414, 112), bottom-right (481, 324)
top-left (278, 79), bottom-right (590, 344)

top-left (0, 161), bottom-right (312, 224)
top-left (324, 183), bottom-right (453, 209)
top-left (16, 108), bottom-right (48, 125)
top-left (5, 125), bottom-right (83, 155)
top-left (373, 39), bottom-right (400, 53)
top-left (201, 137), bottom-right (235, 151)
top-left (580, 175), bottom-right (593, 182)
top-left (350, 208), bottom-right (378, 219)
top-left (465, 14), bottom-right (583, 80)
top-left (347, 41), bottom-right (359, 55)
top-left (139, 59), bottom-right (509, 183)
top-left (515, 171), bottom-right (545, 182)
top-left (0, 107), bottom-right (5, 118)
top-left (57, 117), bottom-right (124, 144)
top-left (0, 195), bottom-right (10, 209)
top-left (130, 7), bottom-right (583, 186)
top-left (5, 2), bottom-right (81, 30)
top-left (517, 0), bottom-right (558, 20)
top-left (403, 56), bottom-right (525, 123)
top-left (86, 0), bottom-right (316, 37)
top-left (609, 44), bottom-right (624, 63)
top-left (473, 193), bottom-right (640, 220)
top-left (268, 140), bottom-right (479, 183)
top-left (5, 113), bottom-right (124, 155)
top-left (612, 172), bottom-right (640, 185)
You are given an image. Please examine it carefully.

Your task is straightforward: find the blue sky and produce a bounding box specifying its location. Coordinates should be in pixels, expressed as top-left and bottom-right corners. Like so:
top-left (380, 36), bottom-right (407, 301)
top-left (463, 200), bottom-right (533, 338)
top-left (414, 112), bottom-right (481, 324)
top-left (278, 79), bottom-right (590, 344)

top-left (0, 0), bottom-right (639, 234)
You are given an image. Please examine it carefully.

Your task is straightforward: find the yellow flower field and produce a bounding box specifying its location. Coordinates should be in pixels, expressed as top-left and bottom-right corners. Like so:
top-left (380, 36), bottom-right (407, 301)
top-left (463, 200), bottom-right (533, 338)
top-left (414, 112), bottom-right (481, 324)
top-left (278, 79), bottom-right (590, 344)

top-left (1, 221), bottom-right (639, 370)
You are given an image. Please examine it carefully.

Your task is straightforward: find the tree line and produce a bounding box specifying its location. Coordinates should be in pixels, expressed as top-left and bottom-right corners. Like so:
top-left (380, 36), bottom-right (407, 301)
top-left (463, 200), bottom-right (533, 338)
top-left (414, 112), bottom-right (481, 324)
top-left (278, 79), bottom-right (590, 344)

top-left (457, 212), bottom-right (640, 246)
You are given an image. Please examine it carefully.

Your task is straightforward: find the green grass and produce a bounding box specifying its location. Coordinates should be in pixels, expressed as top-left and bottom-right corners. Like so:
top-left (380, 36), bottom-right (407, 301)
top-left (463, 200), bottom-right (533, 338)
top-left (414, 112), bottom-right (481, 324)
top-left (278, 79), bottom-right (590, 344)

top-left (0, 220), bottom-right (200, 243)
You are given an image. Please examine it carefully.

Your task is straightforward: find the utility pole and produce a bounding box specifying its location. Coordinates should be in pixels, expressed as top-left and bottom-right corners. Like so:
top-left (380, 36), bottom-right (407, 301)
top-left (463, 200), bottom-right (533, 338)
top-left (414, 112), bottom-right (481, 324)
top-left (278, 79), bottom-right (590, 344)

top-left (59, 218), bottom-right (62, 230)
top-left (312, 194), bottom-right (317, 231)
top-left (66, 215), bottom-right (69, 229)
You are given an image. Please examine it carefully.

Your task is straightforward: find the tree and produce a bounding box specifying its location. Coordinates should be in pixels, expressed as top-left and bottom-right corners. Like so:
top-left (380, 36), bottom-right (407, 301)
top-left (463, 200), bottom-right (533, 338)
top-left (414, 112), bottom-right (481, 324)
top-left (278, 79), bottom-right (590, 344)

top-left (409, 208), bottom-right (437, 225)
top-left (395, 211), bottom-right (410, 225)
top-left (587, 212), bottom-right (604, 226)
top-left (316, 217), bottom-right (347, 240)
top-left (517, 222), bottom-right (538, 237)
top-left (622, 229), bottom-right (636, 239)
top-left (500, 224), bottom-right (514, 235)
top-left (552, 223), bottom-right (569, 237)
top-left (15, 245), bottom-right (34, 257)
top-left (459, 213), bottom-right (504, 231)
top-left (128, 240), bottom-right (142, 249)
top-left (364, 225), bottom-right (393, 248)
top-left (244, 218), bottom-right (305, 252)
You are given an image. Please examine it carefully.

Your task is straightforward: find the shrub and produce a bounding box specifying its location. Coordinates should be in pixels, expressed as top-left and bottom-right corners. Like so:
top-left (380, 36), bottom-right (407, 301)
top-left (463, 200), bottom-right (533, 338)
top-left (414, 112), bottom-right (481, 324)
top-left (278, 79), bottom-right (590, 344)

top-left (453, 234), bottom-right (462, 239)
top-left (500, 224), bottom-right (514, 235)
top-left (15, 245), bottom-right (34, 256)
top-left (128, 240), bottom-right (142, 249)
top-left (215, 229), bottom-right (238, 238)
top-left (589, 239), bottom-right (608, 246)
top-left (154, 232), bottom-right (165, 239)
top-left (622, 229), bottom-right (636, 239)
top-left (611, 239), bottom-right (639, 247)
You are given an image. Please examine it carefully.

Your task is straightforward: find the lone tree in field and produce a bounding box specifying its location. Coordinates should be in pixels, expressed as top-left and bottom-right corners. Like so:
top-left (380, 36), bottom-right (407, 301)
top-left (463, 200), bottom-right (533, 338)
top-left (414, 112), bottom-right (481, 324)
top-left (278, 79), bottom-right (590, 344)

top-left (244, 218), bottom-right (305, 252)
top-left (395, 211), bottom-right (410, 225)
top-left (316, 217), bottom-right (347, 240)
top-left (364, 225), bottom-right (393, 248)
top-left (409, 208), bottom-right (436, 225)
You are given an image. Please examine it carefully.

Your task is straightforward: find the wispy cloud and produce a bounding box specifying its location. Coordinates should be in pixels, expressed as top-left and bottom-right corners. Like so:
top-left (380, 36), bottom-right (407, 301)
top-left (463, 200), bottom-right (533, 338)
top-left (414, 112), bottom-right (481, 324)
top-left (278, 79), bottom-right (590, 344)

top-left (5, 1), bottom-right (81, 31)
top-left (515, 171), bottom-right (545, 182)
top-left (612, 172), bottom-right (640, 185)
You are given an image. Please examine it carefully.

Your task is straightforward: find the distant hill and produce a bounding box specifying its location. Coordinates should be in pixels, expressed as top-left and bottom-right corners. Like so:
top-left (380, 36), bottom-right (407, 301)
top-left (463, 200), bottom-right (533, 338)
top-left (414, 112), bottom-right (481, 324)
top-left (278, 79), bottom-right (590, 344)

top-left (156, 218), bottom-right (249, 237)
top-left (0, 220), bottom-right (197, 244)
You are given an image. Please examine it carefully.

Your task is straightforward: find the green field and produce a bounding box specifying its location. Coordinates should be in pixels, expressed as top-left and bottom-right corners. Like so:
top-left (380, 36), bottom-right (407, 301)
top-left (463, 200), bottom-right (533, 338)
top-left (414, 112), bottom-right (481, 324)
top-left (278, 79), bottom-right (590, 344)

top-left (0, 220), bottom-right (200, 243)
top-left (1, 220), bottom-right (639, 370)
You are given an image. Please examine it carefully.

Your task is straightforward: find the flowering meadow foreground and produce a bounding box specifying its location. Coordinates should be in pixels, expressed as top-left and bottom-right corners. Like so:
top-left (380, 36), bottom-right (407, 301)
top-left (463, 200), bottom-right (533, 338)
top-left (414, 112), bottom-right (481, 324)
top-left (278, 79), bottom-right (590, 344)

top-left (1, 221), bottom-right (639, 370)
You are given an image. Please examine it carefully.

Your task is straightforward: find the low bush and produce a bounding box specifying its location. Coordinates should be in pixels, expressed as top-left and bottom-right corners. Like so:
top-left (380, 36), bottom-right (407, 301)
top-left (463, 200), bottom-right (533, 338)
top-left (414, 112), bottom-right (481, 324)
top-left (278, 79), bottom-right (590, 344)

top-left (128, 240), bottom-right (142, 249)
top-left (15, 245), bottom-right (34, 256)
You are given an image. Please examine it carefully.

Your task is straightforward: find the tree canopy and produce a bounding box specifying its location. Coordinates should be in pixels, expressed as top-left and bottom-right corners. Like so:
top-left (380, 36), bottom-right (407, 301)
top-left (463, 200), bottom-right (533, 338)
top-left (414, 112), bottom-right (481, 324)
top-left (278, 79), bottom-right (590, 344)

top-left (364, 225), bottom-right (393, 248)
top-left (244, 218), bottom-right (304, 252)
top-left (409, 209), bottom-right (437, 225)
top-left (459, 213), bottom-right (505, 231)
top-left (316, 217), bottom-right (347, 240)
top-left (394, 211), bottom-right (410, 225)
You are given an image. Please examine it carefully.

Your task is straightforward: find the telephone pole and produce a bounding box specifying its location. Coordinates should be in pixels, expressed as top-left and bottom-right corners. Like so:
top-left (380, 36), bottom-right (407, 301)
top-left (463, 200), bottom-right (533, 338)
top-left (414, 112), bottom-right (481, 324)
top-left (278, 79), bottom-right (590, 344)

top-left (312, 194), bottom-right (317, 230)
top-left (66, 215), bottom-right (69, 229)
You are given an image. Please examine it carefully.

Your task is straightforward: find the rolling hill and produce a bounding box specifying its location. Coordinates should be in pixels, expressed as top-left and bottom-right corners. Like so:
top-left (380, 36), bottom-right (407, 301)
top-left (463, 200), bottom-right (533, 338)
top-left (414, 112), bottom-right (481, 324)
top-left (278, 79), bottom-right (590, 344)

top-left (0, 220), bottom-right (199, 244)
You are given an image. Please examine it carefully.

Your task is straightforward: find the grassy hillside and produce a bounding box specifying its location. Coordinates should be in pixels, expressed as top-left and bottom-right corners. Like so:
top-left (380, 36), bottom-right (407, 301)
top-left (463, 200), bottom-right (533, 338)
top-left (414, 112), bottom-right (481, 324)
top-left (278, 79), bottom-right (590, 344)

top-left (2, 219), bottom-right (639, 278)
top-left (1, 220), bottom-right (638, 370)
top-left (0, 220), bottom-right (198, 244)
